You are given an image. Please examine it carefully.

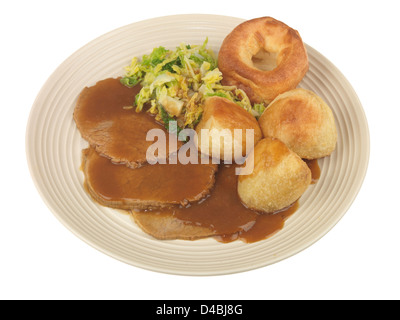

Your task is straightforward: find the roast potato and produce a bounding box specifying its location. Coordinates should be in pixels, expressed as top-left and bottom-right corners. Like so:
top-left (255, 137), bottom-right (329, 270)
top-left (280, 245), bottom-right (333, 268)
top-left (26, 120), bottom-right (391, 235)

top-left (238, 137), bottom-right (311, 213)
top-left (195, 96), bottom-right (262, 162)
top-left (258, 88), bottom-right (337, 159)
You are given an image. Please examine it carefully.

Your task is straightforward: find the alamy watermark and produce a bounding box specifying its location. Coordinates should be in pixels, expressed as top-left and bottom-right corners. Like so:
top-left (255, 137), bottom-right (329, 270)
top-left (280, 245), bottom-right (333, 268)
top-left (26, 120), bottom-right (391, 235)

top-left (146, 121), bottom-right (254, 175)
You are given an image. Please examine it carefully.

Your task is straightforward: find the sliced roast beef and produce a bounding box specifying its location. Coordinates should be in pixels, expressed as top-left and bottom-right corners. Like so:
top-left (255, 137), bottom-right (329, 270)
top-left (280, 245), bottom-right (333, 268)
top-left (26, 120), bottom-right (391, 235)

top-left (73, 78), bottom-right (181, 168)
top-left (81, 147), bottom-right (217, 210)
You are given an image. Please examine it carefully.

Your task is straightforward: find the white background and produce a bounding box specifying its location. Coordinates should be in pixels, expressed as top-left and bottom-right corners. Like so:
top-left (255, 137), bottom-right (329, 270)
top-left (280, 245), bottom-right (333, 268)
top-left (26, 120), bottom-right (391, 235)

top-left (1, 0), bottom-right (399, 300)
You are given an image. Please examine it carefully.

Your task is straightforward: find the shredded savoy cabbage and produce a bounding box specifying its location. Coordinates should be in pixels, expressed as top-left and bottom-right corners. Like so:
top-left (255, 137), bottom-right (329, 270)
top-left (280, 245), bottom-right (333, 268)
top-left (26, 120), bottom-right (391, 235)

top-left (120, 38), bottom-right (265, 131)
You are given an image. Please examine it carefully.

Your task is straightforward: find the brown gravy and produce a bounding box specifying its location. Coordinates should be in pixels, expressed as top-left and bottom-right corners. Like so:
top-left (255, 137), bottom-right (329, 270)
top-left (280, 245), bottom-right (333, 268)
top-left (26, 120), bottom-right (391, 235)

top-left (305, 159), bottom-right (321, 184)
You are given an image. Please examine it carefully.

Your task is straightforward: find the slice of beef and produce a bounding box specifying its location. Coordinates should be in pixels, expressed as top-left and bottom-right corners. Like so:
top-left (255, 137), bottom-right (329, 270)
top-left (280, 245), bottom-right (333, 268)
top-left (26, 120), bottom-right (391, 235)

top-left (73, 78), bottom-right (181, 168)
top-left (131, 210), bottom-right (216, 240)
top-left (81, 147), bottom-right (218, 210)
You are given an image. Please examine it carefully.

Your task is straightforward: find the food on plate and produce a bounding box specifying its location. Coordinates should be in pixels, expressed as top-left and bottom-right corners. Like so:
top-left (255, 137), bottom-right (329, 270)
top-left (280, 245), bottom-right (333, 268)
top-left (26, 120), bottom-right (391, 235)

top-left (218, 16), bottom-right (309, 104)
top-left (238, 138), bottom-right (311, 213)
top-left (120, 39), bottom-right (266, 133)
top-left (73, 78), bottom-right (182, 168)
top-left (195, 96), bottom-right (263, 160)
top-left (258, 88), bottom-right (337, 159)
top-left (72, 16), bottom-right (336, 244)
top-left (82, 147), bottom-right (217, 210)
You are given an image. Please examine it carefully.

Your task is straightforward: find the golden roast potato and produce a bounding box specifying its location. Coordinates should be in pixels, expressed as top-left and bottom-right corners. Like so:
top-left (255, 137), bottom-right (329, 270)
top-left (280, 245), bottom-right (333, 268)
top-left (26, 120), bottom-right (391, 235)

top-left (195, 96), bottom-right (262, 162)
top-left (238, 137), bottom-right (311, 213)
top-left (258, 88), bottom-right (337, 159)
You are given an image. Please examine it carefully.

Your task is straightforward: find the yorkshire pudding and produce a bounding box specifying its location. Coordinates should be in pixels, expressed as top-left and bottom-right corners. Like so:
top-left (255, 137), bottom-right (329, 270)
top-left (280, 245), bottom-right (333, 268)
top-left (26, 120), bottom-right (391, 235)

top-left (218, 17), bottom-right (309, 104)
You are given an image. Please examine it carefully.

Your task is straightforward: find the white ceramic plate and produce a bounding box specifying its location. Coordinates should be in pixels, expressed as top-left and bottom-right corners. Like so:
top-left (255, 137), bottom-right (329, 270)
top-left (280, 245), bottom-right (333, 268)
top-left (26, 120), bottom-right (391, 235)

top-left (26, 14), bottom-right (369, 276)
